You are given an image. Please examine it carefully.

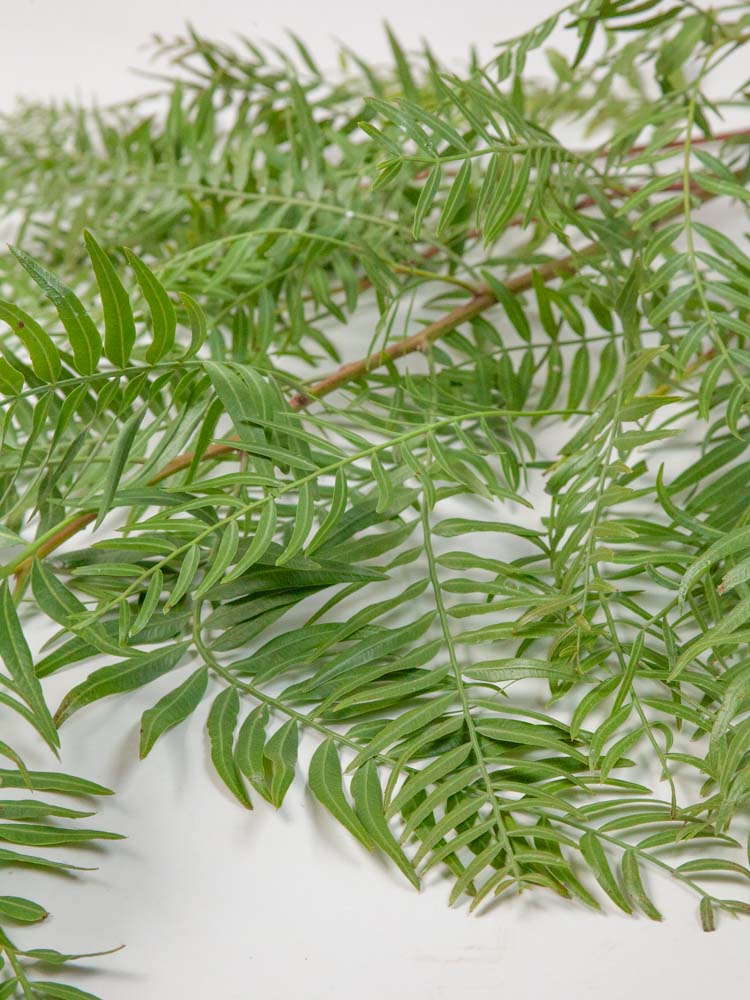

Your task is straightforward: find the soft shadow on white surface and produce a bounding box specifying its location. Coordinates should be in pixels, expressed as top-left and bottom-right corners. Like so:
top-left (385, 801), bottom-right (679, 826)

top-left (7, 702), bottom-right (749, 1000)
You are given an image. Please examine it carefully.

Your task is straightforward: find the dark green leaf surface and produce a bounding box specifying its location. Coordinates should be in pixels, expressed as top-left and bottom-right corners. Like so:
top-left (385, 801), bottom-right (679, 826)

top-left (83, 229), bottom-right (135, 366)
top-left (206, 688), bottom-right (252, 808)
top-left (139, 667), bottom-right (208, 758)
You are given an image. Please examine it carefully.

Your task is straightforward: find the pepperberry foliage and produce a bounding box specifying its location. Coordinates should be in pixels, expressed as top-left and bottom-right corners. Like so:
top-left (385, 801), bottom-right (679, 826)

top-left (2, 1), bottom-right (750, 993)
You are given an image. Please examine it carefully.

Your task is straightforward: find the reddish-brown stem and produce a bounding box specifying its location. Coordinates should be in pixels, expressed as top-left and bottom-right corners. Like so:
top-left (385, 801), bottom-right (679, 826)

top-left (11, 161), bottom-right (736, 580)
top-left (288, 245), bottom-right (597, 409)
top-left (150, 441), bottom-right (241, 484)
top-left (12, 512), bottom-right (96, 595)
top-left (613, 126), bottom-right (750, 160)
top-left (9, 245), bottom-right (592, 582)
top-left (412, 127), bottom-right (750, 180)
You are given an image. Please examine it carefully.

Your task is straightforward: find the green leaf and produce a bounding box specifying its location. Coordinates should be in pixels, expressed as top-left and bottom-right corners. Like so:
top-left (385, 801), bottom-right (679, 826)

top-left (588, 340), bottom-right (618, 405)
top-left (463, 658), bottom-right (576, 683)
top-left (579, 832), bottom-right (632, 913)
top-left (0, 847), bottom-right (90, 873)
top-left (0, 801), bottom-right (93, 821)
top-left (679, 525), bottom-right (750, 605)
top-left (27, 984), bottom-right (103, 1000)
top-left (484, 154), bottom-right (530, 243)
top-left (401, 764), bottom-right (481, 848)
top-left (384, 23), bottom-right (418, 101)
top-left (567, 345), bottom-right (589, 410)
top-left (408, 791), bottom-right (483, 859)
top-left (308, 739), bottom-right (373, 849)
top-left (0, 583), bottom-right (59, 751)
top-left (124, 248), bottom-right (177, 363)
top-left (332, 664), bottom-right (449, 712)
top-left (0, 895), bottom-right (48, 924)
top-left (347, 692), bottom-right (455, 771)
top-left (621, 849), bottom-right (662, 921)
top-left (671, 595), bottom-right (750, 680)
top-left (0, 822), bottom-right (121, 847)
top-left (572, 11), bottom-right (596, 67)
top-left (139, 667), bottom-right (208, 758)
top-left (95, 407), bottom-right (146, 528)
top-left (700, 896), bottom-right (716, 932)
top-left (538, 342), bottom-right (563, 409)
top-left (206, 687), bottom-right (251, 808)
top-left (698, 355), bottom-right (725, 422)
top-left (385, 744), bottom-right (472, 818)
top-left (307, 468), bottom-right (347, 555)
top-left (532, 270), bottom-right (558, 338)
top-left (290, 611), bottom-right (435, 699)
top-left (10, 246), bottom-right (102, 375)
top-left (612, 634), bottom-right (644, 714)
top-left (677, 858), bottom-right (750, 877)
top-left (570, 677), bottom-right (619, 739)
top-left (656, 14), bottom-right (706, 81)
top-left (0, 770), bottom-right (112, 796)
top-left (203, 362), bottom-right (270, 452)
top-left (437, 159), bottom-right (472, 236)
top-left (83, 229), bottom-right (136, 367)
top-left (131, 569), bottom-right (164, 637)
top-left (482, 272), bottom-right (531, 341)
top-left (31, 561), bottom-right (124, 657)
top-left (0, 300), bottom-right (61, 382)
top-left (177, 291), bottom-right (208, 358)
top-left (0, 740), bottom-right (29, 779)
top-left (235, 705), bottom-right (271, 802)
top-left (195, 521), bottom-right (240, 597)
top-left (165, 543), bottom-right (201, 609)
top-left (351, 761), bottom-right (419, 888)
top-left (448, 841), bottom-right (504, 906)
top-left (718, 558), bottom-right (750, 595)
top-left (434, 518), bottom-right (542, 540)
top-left (475, 718), bottom-right (584, 759)
top-left (413, 165), bottom-right (441, 239)
top-left (55, 643), bottom-right (189, 726)
top-left (276, 483), bottom-right (313, 565)
top-left (224, 502), bottom-right (277, 581)
top-left (0, 356), bottom-right (23, 393)
top-left (263, 720), bottom-right (299, 807)
top-left (422, 816), bottom-right (495, 877)
top-left (371, 454), bottom-right (394, 514)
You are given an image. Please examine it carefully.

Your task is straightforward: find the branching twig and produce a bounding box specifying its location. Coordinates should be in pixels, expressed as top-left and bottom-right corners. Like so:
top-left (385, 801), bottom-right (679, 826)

top-left (10, 173), bottom-right (732, 583)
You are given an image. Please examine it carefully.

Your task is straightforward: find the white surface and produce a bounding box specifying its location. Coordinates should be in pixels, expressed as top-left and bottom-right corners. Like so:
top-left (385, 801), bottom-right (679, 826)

top-left (7, 673), bottom-right (750, 1000)
top-left (3, 2), bottom-right (750, 998)
top-left (0, 0), bottom-right (560, 112)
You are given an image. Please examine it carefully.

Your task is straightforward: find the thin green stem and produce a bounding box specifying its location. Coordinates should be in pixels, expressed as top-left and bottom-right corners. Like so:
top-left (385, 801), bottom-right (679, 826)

top-left (0, 931), bottom-right (34, 1000)
top-left (681, 61), bottom-right (750, 402)
top-left (599, 596), bottom-right (679, 815)
top-left (558, 815), bottom-right (722, 907)
top-left (420, 496), bottom-right (522, 883)
top-left (191, 602), bottom-right (416, 772)
top-left (23, 405), bottom-right (584, 612)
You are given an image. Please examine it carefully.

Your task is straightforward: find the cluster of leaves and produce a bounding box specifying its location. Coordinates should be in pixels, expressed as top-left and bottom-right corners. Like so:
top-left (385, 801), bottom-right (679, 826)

top-left (3, 0), bottom-right (750, 992)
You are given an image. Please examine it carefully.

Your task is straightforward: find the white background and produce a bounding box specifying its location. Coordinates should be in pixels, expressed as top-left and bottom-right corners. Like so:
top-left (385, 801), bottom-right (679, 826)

top-left (2, 2), bottom-right (750, 998)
